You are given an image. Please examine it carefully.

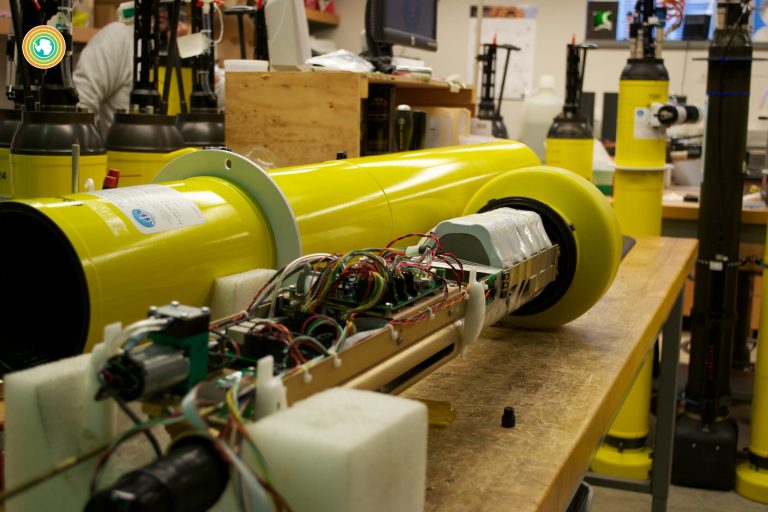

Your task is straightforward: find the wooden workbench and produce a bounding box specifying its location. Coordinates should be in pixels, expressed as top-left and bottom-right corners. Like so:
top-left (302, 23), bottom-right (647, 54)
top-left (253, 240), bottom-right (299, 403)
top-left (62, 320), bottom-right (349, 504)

top-left (662, 185), bottom-right (768, 226)
top-left (402, 236), bottom-right (698, 512)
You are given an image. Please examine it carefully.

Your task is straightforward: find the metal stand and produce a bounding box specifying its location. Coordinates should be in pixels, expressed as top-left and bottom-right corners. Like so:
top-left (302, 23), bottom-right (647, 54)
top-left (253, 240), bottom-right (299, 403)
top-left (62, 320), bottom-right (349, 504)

top-left (586, 291), bottom-right (684, 512)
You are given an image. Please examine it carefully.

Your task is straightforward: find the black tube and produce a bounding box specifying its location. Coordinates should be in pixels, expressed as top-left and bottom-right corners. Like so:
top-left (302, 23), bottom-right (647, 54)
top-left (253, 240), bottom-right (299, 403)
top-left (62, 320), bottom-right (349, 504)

top-left (85, 437), bottom-right (229, 512)
top-left (255, 6), bottom-right (269, 61)
top-left (161, 0), bottom-right (182, 115)
top-left (563, 43), bottom-right (579, 114)
top-left (131, 0), bottom-right (161, 110)
top-left (237, 14), bottom-right (246, 59)
top-left (476, 43), bottom-right (496, 119)
top-left (174, 54), bottom-right (187, 115)
top-left (494, 47), bottom-right (512, 118)
top-left (684, 5), bottom-right (752, 422)
top-left (8, 0), bottom-right (34, 110)
top-left (188, 2), bottom-right (217, 111)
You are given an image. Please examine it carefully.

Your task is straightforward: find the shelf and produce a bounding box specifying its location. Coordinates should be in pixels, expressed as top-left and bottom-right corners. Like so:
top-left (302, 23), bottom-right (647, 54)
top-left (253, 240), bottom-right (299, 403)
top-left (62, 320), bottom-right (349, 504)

top-left (305, 8), bottom-right (339, 28)
top-left (0, 19), bottom-right (99, 44)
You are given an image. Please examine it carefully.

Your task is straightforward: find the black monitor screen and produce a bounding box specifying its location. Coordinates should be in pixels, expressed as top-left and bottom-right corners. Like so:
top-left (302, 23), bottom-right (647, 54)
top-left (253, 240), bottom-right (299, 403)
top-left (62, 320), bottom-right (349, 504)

top-left (370, 0), bottom-right (438, 52)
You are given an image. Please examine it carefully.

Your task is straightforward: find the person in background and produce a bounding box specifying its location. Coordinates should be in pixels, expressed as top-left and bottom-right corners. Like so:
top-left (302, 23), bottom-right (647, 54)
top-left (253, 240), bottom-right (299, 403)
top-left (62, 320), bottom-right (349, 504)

top-left (74, 7), bottom-right (191, 135)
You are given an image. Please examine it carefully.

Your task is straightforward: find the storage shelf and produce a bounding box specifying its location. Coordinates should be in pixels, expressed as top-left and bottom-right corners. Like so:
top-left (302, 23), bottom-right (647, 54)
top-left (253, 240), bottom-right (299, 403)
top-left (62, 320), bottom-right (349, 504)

top-left (305, 8), bottom-right (339, 28)
top-left (0, 19), bottom-right (98, 44)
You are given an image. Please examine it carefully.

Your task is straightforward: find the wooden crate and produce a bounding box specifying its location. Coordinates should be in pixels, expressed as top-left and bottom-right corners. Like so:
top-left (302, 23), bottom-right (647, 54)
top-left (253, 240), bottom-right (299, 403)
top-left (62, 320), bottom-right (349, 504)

top-left (225, 71), bottom-right (475, 167)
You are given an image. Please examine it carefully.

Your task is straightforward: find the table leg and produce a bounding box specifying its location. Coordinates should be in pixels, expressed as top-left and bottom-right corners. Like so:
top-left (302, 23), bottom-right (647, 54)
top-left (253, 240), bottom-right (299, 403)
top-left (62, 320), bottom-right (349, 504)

top-left (650, 290), bottom-right (684, 512)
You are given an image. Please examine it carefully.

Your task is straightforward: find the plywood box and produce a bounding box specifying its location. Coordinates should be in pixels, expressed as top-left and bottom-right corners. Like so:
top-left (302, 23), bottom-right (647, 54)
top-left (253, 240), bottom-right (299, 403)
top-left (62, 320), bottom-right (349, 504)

top-left (225, 71), bottom-right (475, 167)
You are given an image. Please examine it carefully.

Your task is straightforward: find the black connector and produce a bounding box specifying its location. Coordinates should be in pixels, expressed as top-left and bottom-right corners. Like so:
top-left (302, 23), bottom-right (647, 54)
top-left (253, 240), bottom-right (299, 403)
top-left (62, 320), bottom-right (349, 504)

top-left (86, 437), bottom-right (230, 512)
top-left (501, 406), bottom-right (516, 428)
top-left (148, 303), bottom-right (211, 339)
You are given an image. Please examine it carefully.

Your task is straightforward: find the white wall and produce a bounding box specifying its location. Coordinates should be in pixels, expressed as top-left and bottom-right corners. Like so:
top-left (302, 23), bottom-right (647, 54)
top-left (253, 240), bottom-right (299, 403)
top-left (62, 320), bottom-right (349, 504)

top-left (328, 0), bottom-right (768, 142)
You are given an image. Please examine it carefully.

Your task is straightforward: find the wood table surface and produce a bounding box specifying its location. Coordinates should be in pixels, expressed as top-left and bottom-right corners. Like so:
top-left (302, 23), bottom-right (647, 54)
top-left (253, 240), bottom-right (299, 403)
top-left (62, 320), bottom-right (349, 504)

top-left (402, 236), bottom-right (698, 512)
top-left (662, 197), bottom-right (768, 224)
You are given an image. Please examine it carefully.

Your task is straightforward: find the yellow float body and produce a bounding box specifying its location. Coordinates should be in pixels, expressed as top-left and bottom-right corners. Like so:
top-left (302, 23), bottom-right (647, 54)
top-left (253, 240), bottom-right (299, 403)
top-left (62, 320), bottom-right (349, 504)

top-left (0, 142), bottom-right (621, 370)
top-left (613, 64), bottom-right (669, 237)
top-left (0, 147), bottom-right (10, 199)
top-left (106, 111), bottom-right (195, 187)
top-left (593, 60), bottom-right (670, 480)
top-left (615, 79), bottom-right (668, 169)
top-left (545, 138), bottom-right (593, 182)
top-left (8, 110), bottom-right (107, 199)
top-left (0, 109), bottom-right (22, 199)
top-left (10, 154), bottom-right (108, 197)
top-left (107, 148), bottom-right (196, 188)
top-left (735, 223), bottom-right (768, 503)
top-left (103, 64), bottom-right (195, 188)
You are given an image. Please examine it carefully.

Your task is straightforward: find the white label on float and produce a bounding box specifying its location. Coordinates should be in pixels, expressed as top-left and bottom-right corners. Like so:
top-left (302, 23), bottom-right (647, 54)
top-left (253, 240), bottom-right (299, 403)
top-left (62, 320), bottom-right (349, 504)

top-left (89, 184), bottom-right (206, 234)
top-left (633, 107), bottom-right (663, 140)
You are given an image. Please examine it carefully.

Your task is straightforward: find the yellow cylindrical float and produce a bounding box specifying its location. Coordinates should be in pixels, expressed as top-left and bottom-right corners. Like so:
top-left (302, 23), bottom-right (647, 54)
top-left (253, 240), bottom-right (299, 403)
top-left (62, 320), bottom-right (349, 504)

top-left (615, 79), bottom-right (668, 169)
top-left (0, 147), bottom-right (10, 198)
top-left (545, 138), bottom-right (593, 182)
top-left (0, 142), bottom-right (621, 372)
top-left (10, 154), bottom-right (109, 197)
top-left (613, 170), bottom-right (664, 236)
top-left (592, 60), bottom-right (670, 480)
top-left (592, 357), bottom-right (654, 479)
top-left (735, 227), bottom-right (768, 503)
top-left (0, 109), bottom-right (22, 199)
top-left (613, 66), bottom-right (669, 236)
top-left (106, 148), bottom-right (197, 188)
top-left (9, 110), bottom-right (107, 199)
top-left (463, 165), bottom-right (621, 329)
top-left (106, 112), bottom-right (195, 187)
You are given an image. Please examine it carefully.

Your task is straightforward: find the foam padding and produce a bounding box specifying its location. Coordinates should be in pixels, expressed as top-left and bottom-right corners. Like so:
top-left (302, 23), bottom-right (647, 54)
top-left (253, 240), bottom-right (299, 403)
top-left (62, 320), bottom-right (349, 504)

top-left (5, 354), bottom-right (168, 511)
top-left (208, 268), bottom-right (277, 321)
top-left (246, 388), bottom-right (427, 512)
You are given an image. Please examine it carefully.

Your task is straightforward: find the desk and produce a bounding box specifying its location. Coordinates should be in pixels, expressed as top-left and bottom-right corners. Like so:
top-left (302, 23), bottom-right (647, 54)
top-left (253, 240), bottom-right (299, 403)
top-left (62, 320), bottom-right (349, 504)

top-left (402, 236), bottom-right (698, 512)
top-left (662, 188), bottom-right (767, 245)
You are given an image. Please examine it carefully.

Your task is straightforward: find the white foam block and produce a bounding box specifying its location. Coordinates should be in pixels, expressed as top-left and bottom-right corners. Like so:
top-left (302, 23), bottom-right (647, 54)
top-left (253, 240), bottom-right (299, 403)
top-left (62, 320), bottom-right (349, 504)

top-left (208, 268), bottom-right (277, 321)
top-left (246, 388), bottom-right (427, 512)
top-left (5, 354), bottom-right (168, 511)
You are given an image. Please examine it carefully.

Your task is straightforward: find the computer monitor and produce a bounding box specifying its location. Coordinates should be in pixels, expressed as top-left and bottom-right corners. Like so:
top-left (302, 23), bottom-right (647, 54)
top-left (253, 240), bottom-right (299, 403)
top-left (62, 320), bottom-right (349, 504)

top-left (365, 0), bottom-right (437, 70)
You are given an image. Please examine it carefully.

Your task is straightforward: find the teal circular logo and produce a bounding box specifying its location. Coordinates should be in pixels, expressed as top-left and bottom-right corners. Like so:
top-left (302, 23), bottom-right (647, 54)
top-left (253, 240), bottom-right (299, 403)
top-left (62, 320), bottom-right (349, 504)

top-left (22, 26), bottom-right (65, 69)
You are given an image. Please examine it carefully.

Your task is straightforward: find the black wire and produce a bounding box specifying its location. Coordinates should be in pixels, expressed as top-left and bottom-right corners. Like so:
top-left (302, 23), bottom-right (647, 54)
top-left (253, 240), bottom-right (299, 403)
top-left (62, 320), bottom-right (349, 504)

top-left (111, 392), bottom-right (163, 458)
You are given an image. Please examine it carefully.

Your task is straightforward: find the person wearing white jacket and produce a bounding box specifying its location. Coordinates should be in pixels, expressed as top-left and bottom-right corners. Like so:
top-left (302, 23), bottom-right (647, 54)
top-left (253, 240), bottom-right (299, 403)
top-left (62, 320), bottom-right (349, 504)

top-left (73, 21), bottom-right (133, 136)
top-left (74, 13), bottom-right (223, 137)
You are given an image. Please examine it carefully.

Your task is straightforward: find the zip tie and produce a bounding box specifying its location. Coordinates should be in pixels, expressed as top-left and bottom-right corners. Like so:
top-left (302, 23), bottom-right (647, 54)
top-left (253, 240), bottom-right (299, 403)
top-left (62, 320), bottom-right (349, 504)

top-left (387, 323), bottom-right (400, 342)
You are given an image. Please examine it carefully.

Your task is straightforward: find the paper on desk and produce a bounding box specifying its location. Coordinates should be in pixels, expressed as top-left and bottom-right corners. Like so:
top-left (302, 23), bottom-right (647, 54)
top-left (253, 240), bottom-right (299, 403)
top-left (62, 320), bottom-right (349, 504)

top-left (663, 192), bottom-right (685, 201)
top-left (306, 50), bottom-right (374, 73)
